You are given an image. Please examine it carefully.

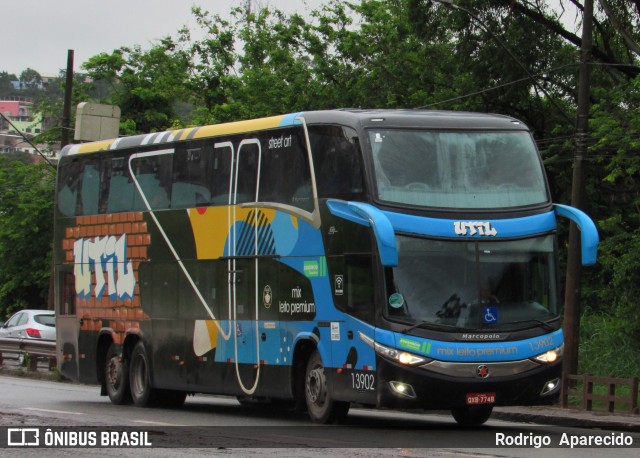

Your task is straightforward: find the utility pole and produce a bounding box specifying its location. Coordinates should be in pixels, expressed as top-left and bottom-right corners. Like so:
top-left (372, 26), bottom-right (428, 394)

top-left (563, 0), bottom-right (593, 378)
top-left (48, 49), bottom-right (74, 312)
top-left (61, 50), bottom-right (74, 148)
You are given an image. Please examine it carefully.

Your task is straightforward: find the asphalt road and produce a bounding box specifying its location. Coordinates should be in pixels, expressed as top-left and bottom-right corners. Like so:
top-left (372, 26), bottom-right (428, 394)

top-left (0, 374), bottom-right (638, 457)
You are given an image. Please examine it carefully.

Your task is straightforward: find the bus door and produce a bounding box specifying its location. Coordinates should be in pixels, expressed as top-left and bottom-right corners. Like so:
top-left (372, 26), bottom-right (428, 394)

top-left (230, 139), bottom-right (262, 395)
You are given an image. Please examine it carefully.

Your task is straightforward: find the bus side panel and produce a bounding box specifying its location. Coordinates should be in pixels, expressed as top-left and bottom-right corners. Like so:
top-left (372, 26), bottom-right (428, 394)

top-left (328, 318), bottom-right (379, 406)
top-left (56, 314), bottom-right (80, 381)
top-left (318, 202), bottom-right (380, 406)
top-left (77, 330), bottom-right (99, 383)
top-left (55, 218), bottom-right (81, 382)
top-left (134, 245), bottom-right (320, 398)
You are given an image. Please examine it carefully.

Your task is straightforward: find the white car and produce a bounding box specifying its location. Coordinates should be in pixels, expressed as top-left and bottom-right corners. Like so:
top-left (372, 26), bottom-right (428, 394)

top-left (0, 309), bottom-right (56, 341)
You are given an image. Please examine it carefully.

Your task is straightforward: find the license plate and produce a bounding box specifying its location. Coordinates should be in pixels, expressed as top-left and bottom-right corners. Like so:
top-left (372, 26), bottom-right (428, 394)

top-left (466, 392), bottom-right (496, 405)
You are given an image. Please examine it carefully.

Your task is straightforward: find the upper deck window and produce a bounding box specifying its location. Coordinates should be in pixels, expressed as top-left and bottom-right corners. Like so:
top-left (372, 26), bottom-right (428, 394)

top-left (370, 130), bottom-right (549, 209)
top-left (308, 125), bottom-right (366, 202)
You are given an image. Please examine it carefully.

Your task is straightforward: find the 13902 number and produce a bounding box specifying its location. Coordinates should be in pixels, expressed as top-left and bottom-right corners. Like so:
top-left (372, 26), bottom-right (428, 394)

top-left (351, 372), bottom-right (375, 391)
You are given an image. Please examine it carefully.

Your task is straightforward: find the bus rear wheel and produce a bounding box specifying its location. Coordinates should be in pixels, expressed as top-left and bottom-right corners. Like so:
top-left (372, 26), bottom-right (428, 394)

top-left (105, 343), bottom-right (131, 405)
top-left (451, 405), bottom-right (493, 426)
top-left (305, 350), bottom-right (349, 424)
top-left (130, 341), bottom-right (160, 407)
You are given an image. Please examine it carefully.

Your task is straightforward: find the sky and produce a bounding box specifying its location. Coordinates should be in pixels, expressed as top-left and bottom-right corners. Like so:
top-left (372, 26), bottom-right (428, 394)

top-left (3, 0), bottom-right (326, 77)
top-left (5, 0), bottom-right (578, 78)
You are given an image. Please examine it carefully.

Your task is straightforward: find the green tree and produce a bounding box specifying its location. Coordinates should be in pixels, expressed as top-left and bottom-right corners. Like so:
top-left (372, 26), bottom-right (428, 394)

top-left (31, 71), bottom-right (94, 148)
top-left (0, 71), bottom-right (18, 98)
top-left (19, 68), bottom-right (42, 88)
top-left (17, 68), bottom-right (44, 101)
top-left (82, 37), bottom-right (192, 134)
top-left (0, 155), bottom-right (55, 318)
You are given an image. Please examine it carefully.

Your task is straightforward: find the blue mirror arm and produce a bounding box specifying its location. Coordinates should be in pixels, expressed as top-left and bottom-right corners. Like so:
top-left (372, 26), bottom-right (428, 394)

top-left (326, 200), bottom-right (398, 267)
top-left (554, 204), bottom-right (599, 266)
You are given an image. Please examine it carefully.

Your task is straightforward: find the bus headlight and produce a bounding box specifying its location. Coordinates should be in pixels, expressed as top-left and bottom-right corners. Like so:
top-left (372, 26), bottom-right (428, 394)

top-left (532, 344), bottom-right (564, 363)
top-left (359, 331), bottom-right (430, 366)
top-left (374, 341), bottom-right (429, 366)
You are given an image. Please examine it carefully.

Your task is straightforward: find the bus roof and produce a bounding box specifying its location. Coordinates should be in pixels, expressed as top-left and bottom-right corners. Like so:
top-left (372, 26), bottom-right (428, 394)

top-left (60, 109), bottom-right (530, 157)
top-left (303, 109), bottom-right (529, 131)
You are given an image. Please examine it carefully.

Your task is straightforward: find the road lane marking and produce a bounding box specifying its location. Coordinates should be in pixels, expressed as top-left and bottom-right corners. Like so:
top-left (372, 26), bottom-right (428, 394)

top-left (24, 407), bottom-right (85, 416)
top-left (133, 420), bottom-right (185, 426)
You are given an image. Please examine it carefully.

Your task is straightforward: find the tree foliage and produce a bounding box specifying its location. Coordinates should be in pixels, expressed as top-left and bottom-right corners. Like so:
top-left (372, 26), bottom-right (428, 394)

top-left (2, 0), bottom-right (639, 374)
top-left (82, 37), bottom-right (192, 134)
top-left (0, 155), bottom-right (55, 318)
top-left (0, 71), bottom-right (18, 98)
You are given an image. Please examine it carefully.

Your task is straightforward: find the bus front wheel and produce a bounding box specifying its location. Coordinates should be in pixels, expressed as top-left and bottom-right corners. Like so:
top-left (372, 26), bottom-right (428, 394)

top-left (105, 343), bottom-right (131, 405)
top-left (304, 350), bottom-right (349, 424)
top-left (451, 405), bottom-right (493, 426)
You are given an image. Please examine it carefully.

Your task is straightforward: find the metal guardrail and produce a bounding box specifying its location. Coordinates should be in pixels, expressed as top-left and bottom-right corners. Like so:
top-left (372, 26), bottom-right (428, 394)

top-left (0, 336), bottom-right (57, 358)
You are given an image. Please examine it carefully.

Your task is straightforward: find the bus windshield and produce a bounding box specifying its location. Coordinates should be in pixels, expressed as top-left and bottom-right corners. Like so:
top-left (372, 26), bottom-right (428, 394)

top-left (370, 130), bottom-right (549, 209)
top-left (385, 235), bottom-right (558, 331)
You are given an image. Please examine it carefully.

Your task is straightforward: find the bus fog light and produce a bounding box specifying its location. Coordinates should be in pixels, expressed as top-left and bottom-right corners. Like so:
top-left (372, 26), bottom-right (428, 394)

top-left (541, 378), bottom-right (560, 396)
top-left (389, 381), bottom-right (417, 399)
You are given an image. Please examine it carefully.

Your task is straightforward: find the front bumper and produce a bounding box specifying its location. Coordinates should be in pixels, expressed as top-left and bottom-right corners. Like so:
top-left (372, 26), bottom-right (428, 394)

top-left (376, 356), bottom-right (562, 410)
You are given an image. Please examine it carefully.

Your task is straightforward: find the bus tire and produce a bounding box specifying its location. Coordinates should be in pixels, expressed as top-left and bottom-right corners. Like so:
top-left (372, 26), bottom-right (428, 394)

top-left (304, 350), bottom-right (350, 424)
top-left (105, 343), bottom-right (131, 405)
top-left (451, 405), bottom-right (493, 426)
top-left (129, 341), bottom-right (159, 407)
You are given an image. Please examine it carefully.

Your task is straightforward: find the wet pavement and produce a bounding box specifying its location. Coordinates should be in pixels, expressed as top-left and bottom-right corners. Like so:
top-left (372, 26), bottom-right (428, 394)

top-left (1, 357), bottom-right (639, 432)
top-left (493, 405), bottom-right (640, 432)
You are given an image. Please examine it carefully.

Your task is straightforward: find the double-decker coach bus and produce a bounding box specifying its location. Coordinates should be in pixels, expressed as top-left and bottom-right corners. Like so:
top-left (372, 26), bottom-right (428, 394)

top-left (54, 109), bottom-right (598, 425)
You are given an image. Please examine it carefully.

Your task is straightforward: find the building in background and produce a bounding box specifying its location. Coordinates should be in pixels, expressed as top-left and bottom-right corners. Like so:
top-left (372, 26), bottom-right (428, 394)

top-left (1, 98), bottom-right (59, 158)
top-left (1, 99), bottom-right (42, 154)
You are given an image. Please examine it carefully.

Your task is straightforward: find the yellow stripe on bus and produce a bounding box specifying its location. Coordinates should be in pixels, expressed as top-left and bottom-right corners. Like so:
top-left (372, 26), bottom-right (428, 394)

top-left (68, 114), bottom-right (288, 155)
top-left (73, 140), bottom-right (115, 154)
top-left (192, 115), bottom-right (287, 139)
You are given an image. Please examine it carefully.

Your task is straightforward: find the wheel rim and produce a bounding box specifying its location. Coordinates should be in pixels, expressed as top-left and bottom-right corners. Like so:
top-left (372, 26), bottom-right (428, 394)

top-left (131, 353), bottom-right (147, 398)
top-left (106, 356), bottom-right (122, 390)
top-left (306, 366), bottom-right (327, 407)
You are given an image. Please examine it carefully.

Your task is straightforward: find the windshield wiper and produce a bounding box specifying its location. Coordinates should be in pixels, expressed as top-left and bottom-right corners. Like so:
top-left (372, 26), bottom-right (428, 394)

top-left (402, 321), bottom-right (468, 334)
top-left (401, 317), bottom-right (558, 334)
top-left (507, 319), bottom-right (557, 331)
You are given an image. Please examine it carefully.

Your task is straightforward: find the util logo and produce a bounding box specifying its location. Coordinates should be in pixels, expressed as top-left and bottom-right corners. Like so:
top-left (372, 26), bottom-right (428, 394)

top-left (73, 234), bottom-right (135, 300)
top-left (454, 222), bottom-right (498, 237)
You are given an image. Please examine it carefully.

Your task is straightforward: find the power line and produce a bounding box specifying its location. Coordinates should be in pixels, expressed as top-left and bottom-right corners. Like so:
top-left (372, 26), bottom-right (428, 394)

top-left (0, 112), bottom-right (56, 169)
top-left (432, 0), bottom-right (575, 125)
top-left (416, 63), bottom-right (578, 110)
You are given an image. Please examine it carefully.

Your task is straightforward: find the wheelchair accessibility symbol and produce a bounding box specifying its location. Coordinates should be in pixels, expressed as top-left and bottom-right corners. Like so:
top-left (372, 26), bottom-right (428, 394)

top-left (482, 306), bottom-right (498, 324)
